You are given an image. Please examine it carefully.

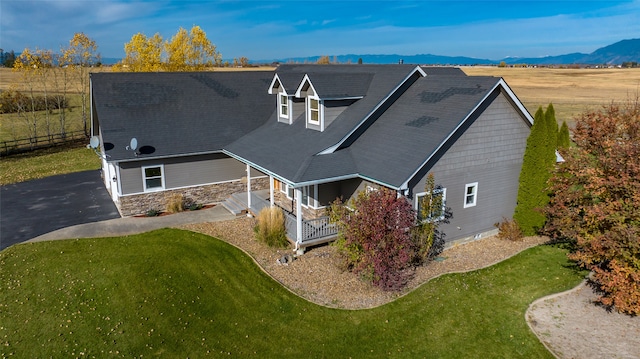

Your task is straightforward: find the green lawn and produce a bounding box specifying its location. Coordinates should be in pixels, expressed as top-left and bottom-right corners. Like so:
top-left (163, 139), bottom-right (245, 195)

top-left (0, 229), bottom-right (585, 358)
top-left (0, 143), bottom-right (100, 185)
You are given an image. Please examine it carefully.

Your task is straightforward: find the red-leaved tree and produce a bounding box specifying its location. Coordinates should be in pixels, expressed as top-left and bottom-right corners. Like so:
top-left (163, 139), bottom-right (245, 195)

top-left (544, 99), bottom-right (640, 315)
top-left (329, 188), bottom-right (417, 290)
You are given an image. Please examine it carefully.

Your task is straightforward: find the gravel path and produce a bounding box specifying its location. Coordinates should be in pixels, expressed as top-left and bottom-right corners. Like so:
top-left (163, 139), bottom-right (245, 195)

top-left (527, 282), bottom-right (640, 359)
top-left (182, 217), bottom-right (640, 358)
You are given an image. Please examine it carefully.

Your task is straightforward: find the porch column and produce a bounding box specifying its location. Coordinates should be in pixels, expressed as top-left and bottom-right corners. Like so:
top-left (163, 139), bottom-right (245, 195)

top-left (246, 164), bottom-right (252, 211)
top-left (295, 187), bottom-right (303, 246)
top-left (269, 175), bottom-right (274, 207)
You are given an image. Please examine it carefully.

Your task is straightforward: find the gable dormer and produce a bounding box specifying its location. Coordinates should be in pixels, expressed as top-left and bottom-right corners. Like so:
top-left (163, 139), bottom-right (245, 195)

top-left (295, 72), bottom-right (371, 132)
top-left (268, 74), bottom-right (294, 124)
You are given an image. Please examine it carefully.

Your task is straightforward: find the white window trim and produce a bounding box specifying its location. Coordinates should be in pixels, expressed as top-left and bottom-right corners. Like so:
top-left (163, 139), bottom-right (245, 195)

top-left (285, 184), bottom-right (319, 209)
top-left (142, 164), bottom-right (165, 192)
top-left (464, 182), bottom-right (478, 208)
top-left (307, 95), bottom-right (321, 126)
top-left (278, 91), bottom-right (290, 121)
top-left (285, 184), bottom-right (295, 199)
top-left (415, 188), bottom-right (446, 221)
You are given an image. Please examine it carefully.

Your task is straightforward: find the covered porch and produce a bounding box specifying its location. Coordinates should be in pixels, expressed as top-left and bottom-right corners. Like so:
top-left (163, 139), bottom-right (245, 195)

top-left (222, 166), bottom-right (338, 252)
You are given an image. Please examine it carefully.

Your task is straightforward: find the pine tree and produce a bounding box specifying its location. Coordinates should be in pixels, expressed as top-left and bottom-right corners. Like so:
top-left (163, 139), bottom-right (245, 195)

top-left (514, 106), bottom-right (554, 236)
top-left (557, 120), bottom-right (571, 149)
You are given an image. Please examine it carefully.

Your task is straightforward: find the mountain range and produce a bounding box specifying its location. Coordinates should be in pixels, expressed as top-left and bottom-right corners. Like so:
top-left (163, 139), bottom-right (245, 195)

top-left (266, 38), bottom-right (640, 66)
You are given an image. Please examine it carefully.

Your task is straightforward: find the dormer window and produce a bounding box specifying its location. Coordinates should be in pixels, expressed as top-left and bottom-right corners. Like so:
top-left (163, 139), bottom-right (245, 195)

top-left (279, 93), bottom-right (289, 119)
top-left (308, 96), bottom-right (320, 126)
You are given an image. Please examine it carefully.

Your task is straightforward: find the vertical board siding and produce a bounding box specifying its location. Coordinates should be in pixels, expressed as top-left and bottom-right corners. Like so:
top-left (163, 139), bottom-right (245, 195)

top-left (324, 99), bottom-right (356, 129)
top-left (118, 153), bottom-right (250, 195)
top-left (412, 94), bottom-right (530, 241)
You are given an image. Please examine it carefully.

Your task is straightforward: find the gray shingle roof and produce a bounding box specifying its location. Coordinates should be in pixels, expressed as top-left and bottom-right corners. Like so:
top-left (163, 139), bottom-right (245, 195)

top-left (91, 71), bottom-right (274, 161)
top-left (299, 72), bottom-right (374, 98)
top-left (93, 66), bottom-right (515, 190)
top-left (347, 74), bottom-right (502, 187)
top-left (225, 64), bottom-right (423, 183)
top-left (227, 66), bottom-right (505, 188)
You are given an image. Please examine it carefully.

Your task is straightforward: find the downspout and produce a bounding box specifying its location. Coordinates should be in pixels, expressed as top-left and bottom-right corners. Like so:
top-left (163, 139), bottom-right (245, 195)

top-left (246, 164), bottom-right (252, 216)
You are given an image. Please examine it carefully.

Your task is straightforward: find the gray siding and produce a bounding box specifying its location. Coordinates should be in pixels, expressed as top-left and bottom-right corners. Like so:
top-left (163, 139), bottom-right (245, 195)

top-left (118, 153), bottom-right (260, 195)
top-left (411, 93), bottom-right (530, 242)
top-left (318, 178), bottom-right (362, 206)
top-left (324, 99), bottom-right (357, 129)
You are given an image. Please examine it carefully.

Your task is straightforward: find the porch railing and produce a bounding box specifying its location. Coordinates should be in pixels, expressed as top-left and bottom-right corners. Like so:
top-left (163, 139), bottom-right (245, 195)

top-left (283, 211), bottom-right (338, 244)
top-left (234, 190), bottom-right (338, 246)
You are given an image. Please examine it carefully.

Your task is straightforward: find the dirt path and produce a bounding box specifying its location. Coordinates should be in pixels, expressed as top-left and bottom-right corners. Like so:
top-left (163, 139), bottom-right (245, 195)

top-left (527, 281), bottom-right (640, 359)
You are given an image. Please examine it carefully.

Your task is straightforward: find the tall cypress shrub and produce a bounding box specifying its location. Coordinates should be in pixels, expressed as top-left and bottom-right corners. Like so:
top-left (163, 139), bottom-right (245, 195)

top-left (514, 106), bottom-right (555, 236)
top-left (557, 120), bottom-right (571, 149)
top-left (545, 103), bottom-right (559, 165)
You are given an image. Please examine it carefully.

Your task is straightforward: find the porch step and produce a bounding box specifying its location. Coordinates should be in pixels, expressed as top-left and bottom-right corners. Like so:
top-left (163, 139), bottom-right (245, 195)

top-left (221, 194), bottom-right (247, 216)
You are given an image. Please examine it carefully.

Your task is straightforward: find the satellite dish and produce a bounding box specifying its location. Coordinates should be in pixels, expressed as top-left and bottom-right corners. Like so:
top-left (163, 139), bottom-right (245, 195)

top-left (129, 137), bottom-right (138, 151)
top-left (89, 136), bottom-right (100, 149)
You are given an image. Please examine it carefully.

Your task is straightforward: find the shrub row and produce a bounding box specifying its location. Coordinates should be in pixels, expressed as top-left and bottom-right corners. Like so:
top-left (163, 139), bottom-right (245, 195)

top-left (0, 90), bottom-right (69, 114)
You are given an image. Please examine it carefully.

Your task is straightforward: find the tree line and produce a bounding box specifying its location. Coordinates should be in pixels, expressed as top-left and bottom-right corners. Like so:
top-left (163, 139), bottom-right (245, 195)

top-left (514, 101), bottom-right (638, 315)
top-left (114, 25), bottom-right (250, 71)
top-left (3, 33), bottom-right (99, 149)
top-left (3, 25), bottom-right (253, 152)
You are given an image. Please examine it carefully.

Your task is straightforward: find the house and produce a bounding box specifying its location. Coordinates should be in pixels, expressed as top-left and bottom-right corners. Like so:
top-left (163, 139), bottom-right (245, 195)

top-left (90, 64), bottom-right (532, 252)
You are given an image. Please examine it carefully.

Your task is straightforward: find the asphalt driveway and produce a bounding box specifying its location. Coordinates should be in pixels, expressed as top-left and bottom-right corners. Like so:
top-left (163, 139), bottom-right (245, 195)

top-left (0, 170), bottom-right (120, 250)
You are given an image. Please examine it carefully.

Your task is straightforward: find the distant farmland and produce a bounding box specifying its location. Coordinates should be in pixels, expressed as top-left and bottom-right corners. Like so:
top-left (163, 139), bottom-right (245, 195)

top-left (462, 66), bottom-right (640, 125)
top-left (2, 66), bottom-right (638, 134)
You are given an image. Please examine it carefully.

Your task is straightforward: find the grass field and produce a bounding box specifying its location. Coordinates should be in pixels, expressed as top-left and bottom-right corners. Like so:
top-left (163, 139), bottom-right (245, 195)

top-left (0, 143), bottom-right (100, 185)
top-left (462, 66), bottom-right (640, 125)
top-left (0, 229), bottom-right (585, 358)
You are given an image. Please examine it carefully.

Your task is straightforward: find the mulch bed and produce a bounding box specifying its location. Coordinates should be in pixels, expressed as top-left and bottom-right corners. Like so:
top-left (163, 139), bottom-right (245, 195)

top-left (182, 217), bottom-right (548, 309)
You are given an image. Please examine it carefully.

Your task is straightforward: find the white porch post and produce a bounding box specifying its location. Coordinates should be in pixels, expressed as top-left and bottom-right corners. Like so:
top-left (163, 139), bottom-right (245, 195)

top-left (246, 164), bottom-right (252, 211)
top-left (269, 175), bottom-right (274, 207)
top-left (295, 187), bottom-right (303, 247)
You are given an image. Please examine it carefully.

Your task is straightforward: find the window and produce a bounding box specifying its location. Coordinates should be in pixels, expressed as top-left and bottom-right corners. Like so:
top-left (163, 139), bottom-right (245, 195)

top-left (308, 96), bottom-right (320, 125)
top-left (142, 165), bottom-right (164, 192)
top-left (279, 93), bottom-right (289, 119)
top-left (302, 186), bottom-right (310, 207)
top-left (415, 188), bottom-right (446, 221)
top-left (285, 184), bottom-right (295, 199)
top-left (285, 185), bottom-right (314, 207)
top-left (464, 182), bottom-right (478, 208)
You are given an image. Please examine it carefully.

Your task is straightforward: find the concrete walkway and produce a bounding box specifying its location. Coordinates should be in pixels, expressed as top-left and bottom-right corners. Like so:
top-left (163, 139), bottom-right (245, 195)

top-left (26, 205), bottom-right (236, 244)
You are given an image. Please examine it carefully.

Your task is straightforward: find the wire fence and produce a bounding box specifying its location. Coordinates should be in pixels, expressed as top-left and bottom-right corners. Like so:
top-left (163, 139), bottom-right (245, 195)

top-left (0, 130), bottom-right (87, 156)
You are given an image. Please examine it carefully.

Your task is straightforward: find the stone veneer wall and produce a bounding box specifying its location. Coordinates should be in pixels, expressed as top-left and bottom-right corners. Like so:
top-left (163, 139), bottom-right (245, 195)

top-left (118, 177), bottom-right (269, 216)
top-left (273, 191), bottom-right (327, 220)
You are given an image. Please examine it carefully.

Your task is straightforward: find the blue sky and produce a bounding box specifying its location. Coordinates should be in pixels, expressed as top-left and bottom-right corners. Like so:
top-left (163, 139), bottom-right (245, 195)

top-left (1, 0), bottom-right (638, 61)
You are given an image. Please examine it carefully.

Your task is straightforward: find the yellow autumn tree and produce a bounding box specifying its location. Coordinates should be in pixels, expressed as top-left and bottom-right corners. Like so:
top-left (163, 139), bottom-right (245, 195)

top-left (13, 48), bottom-right (41, 144)
top-left (120, 32), bottom-right (164, 72)
top-left (63, 32), bottom-right (100, 135)
top-left (165, 25), bottom-right (221, 71)
top-left (316, 55), bottom-right (330, 64)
